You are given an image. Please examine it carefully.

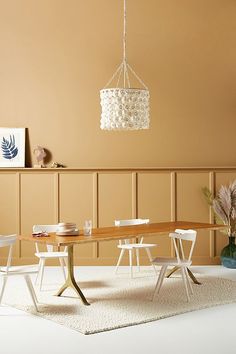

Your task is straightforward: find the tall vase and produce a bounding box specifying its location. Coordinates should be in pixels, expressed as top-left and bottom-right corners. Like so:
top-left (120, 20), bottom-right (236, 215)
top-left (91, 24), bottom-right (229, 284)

top-left (220, 236), bottom-right (236, 269)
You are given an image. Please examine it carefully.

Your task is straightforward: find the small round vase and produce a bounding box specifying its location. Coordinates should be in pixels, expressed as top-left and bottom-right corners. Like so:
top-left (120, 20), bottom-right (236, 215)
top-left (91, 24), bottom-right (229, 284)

top-left (220, 236), bottom-right (236, 269)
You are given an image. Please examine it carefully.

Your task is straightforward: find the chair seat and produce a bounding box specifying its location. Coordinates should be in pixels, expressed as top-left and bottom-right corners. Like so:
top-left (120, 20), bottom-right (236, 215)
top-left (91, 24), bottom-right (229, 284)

top-left (117, 243), bottom-right (156, 250)
top-left (0, 265), bottom-right (39, 275)
top-left (35, 251), bottom-right (68, 259)
top-left (152, 257), bottom-right (192, 267)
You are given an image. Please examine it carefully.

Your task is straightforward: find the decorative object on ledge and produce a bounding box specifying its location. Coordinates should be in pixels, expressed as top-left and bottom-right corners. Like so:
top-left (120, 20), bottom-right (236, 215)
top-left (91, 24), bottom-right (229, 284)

top-left (100, 0), bottom-right (150, 131)
top-left (50, 162), bottom-right (65, 168)
top-left (202, 180), bottom-right (236, 268)
top-left (0, 127), bottom-right (25, 167)
top-left (33, 145), bottom-right (46, 168)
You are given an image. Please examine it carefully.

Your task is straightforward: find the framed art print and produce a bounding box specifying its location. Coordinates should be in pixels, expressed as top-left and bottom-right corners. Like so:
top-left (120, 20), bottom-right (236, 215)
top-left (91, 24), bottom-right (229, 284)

top-left (0, 128), bottom-right (25, 167)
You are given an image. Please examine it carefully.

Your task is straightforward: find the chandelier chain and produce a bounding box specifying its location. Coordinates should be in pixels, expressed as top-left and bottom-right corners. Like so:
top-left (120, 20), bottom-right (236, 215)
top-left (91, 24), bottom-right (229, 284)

top-left (123, 0), bottom-right (127, 63)
top-left (102, 0), bottom-right (148, 90)
top-left (116, 64), bottom-right (123, 87)
top-left (104, 62), bottom-right (123, 88)
top-left (126, 63), bottom-right (148, 90)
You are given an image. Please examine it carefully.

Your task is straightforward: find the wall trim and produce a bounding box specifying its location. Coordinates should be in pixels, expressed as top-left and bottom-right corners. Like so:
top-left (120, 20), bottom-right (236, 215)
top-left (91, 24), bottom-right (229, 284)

top-left (0, 167), bottom-right (236, 172)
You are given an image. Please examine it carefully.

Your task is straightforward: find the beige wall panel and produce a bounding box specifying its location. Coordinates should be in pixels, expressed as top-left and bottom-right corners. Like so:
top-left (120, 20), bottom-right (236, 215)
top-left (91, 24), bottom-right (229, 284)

top-left (20, 173), bottom-right (56, 258)
top-left (138, 172), bottom-right (172, 257)
top-left (0, 174), bottom-right (18, 260)
top-left (98, 173), bottom-right (133, 259)
top-left (1, 168), bottom-right (236, 265)
top-left (177, 172), bottom-right (210, 259)
top-left (215, 172), bottom-right (236, 256)
top-left (59, 173), bottom-right (94, 258)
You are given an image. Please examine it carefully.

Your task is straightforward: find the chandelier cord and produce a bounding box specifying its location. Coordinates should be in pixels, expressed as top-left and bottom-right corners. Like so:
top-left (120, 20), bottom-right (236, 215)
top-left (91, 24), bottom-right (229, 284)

top-left (123, 0), bottom-right (127, 87)
top-left (123, 0), bottom-right (127, 63)
top-left (103, 0), bottom-right (148, 90)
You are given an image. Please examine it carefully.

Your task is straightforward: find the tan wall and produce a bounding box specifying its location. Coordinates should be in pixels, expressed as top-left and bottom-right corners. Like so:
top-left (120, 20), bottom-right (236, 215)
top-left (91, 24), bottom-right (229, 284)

top-left (0, 0), bottom-right (235, 168)
top-left (0, 2), bottom-right (235, 265)
top-left (0, 167), bottom-right (235, 266)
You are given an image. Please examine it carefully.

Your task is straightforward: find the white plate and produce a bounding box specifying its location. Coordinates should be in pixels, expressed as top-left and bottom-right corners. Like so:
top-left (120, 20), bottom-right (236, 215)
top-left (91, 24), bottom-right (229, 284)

top-left (58, 223), bottom-right (76, 227)
top-left (57, 228), bottom-right (76, 233)
top-left (56, 230), bottom-right (79, 236)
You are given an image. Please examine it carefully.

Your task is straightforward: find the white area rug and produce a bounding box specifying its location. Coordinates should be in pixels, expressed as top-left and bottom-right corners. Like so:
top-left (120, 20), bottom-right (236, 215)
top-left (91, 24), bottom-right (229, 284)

top-left (3, 270), bottom-right (236, 335)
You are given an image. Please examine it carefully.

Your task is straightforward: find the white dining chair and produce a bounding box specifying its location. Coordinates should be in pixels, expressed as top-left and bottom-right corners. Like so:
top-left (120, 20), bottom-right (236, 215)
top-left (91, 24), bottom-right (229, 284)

top-left (115, 218), bottom-right (157, 278)
top-left (0, 234), bottom-right (39, 311)
top-left (33, 225), bottom-right (68, 290)
top-left (151, 229), bottom-right (197, 302)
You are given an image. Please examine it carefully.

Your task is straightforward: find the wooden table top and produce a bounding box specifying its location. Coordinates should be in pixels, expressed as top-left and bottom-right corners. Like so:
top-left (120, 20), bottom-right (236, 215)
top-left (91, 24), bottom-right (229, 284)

top-left (18, 221), bottom-right (226, 247)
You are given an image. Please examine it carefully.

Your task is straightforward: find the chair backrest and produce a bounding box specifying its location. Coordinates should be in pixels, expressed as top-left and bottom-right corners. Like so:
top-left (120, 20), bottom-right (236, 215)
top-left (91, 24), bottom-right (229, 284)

top-left (33, 225), bottom-right (58, 233)
top-left (33, 225), bottom-right (58, 252)
top-left (175, 229), bottom-right (194, 235)
top-left (114, 219), bottom-right (149, 245)
top-left (0, 234), bottom-right (17, 273)
top-left (169, 229), bottom-right (197, 264)
top-left (115, 219), bottom-right (149, 227)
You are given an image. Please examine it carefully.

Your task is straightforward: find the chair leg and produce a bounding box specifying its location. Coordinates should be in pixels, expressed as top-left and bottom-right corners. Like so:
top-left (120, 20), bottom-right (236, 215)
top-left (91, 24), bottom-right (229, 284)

top-left (152, 267), bottom-right (164, 300)
top-left (59, 257), bottom-right (66, 280)
top-left (63, 258), bottom-right (68, 277)
top-left (152, 265), bottom-right (167, 301)
top-left (136, 249), bottom-right (140, 272)
top-left (35, 259), bottom-right (42, 285)
top-left (0, 276), bottom-right (8, 304)
top-left (39, 259), bottom-right (46, 291)
top-left (145, 248), bottom-right (157, 274)
top-left (63, 247), bottom-right (68, 268)
top-left (63, 257), bottom-right (68, 269)
top-left (129, 249), bottom-right (133, 278)
top-left (184, 267), bottom-right (193, 294)
top-left (157, 265), bottom-right (167, 294)
top-left (24, 275), bottom-right (38, 312)
top-left (115, 249), bottom-right (125, 274)
top-left (181, 267), bottom-right (190, 302)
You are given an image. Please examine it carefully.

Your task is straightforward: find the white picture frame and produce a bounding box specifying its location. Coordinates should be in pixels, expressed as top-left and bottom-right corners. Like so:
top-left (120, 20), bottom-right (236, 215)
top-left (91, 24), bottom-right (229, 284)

top-left (0, 128), bottom-right (25, 167)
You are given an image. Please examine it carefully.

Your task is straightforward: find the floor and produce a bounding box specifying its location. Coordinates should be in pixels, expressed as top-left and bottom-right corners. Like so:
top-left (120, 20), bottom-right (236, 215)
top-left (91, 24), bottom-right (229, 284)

top-left (1, 265), bottom-right (236, 354)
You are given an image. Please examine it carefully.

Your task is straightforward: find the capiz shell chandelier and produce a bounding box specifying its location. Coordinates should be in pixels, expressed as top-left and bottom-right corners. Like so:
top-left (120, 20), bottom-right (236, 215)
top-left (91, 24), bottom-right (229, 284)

top-left (100, 0), bottom-right (150, 130)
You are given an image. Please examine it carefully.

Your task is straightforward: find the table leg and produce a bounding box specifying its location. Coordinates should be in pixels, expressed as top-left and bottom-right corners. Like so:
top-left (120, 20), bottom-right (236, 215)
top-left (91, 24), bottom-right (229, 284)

top-left (166, 266), bottom-right (202, 285)
top-left (56, 244), bottom-right (90, 305)
top-left (165, 266), bottom-right (179, 278)
top-left (186, 268), bottom-right (201, 285)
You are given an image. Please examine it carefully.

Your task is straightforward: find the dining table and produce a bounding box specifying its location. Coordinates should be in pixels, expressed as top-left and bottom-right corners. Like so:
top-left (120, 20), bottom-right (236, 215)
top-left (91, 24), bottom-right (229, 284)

top-left (18, 221), bottom-right (226, 306)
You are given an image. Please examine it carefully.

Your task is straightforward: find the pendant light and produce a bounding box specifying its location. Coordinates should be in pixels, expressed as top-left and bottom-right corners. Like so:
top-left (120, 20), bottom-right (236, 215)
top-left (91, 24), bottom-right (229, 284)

top-left (100, 0), bottom-right (150, 130)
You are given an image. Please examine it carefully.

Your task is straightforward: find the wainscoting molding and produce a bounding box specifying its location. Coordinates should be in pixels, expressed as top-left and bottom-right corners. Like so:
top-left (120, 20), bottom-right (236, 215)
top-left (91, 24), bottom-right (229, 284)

top-left (0, 167), bottom-right (235, 266)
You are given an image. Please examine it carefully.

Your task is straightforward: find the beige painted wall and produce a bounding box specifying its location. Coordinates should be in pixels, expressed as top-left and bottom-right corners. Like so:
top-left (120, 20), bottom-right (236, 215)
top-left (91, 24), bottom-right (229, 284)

top-left (0, 0), bottom-right (235, 168)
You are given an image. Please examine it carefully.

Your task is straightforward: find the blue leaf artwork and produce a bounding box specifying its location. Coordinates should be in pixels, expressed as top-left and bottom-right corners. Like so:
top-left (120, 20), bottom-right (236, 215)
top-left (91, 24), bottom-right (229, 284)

top-left (1, 135), bottom-right (18, 160)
